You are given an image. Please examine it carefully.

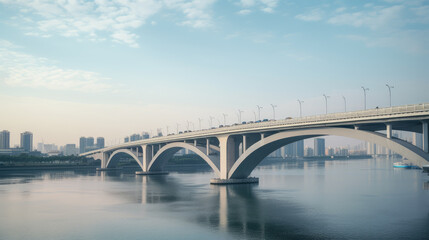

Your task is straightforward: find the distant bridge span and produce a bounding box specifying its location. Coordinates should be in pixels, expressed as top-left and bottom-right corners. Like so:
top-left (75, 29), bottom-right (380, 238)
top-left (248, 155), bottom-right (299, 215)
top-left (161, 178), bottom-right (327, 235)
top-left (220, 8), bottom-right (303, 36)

top-left (81, 103), bottom-right (429, 184)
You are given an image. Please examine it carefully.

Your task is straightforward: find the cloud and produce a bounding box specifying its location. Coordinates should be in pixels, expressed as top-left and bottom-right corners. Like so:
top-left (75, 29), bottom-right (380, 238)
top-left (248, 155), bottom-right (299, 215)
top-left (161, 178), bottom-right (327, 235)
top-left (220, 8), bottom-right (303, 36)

top-left (295, 9), bottom-right (324, 22)
top-left (0, 40), bottom-right (113, 92)
top-left (0, 0), bottom-right (217, 47)
top-left (327, 5), bottom-right (404, 30)
top-left (237, 0), bottom-right (278, 14)
top-left (238, 9), bottom-right (252, 15)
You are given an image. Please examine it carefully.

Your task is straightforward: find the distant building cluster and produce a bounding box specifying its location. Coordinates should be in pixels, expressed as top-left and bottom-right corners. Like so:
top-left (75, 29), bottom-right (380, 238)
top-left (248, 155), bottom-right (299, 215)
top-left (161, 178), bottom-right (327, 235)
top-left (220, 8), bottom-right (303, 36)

top-left (0, 130), bottom-right (35, 156)
top-left (124, 132), bottom-right (151, 143)
top-left (79, 137), bottom-right (105, 154)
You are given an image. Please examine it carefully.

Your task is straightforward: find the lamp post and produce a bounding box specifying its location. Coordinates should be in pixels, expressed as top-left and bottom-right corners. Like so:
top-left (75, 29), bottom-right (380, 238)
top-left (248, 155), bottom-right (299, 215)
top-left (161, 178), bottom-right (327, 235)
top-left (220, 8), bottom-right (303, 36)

top-left (270, 104), bottom-right (277, 120)
top-left (256, 105), bottom-right (263, 121)
top-left (297, 99), bottom-right (304, 117)
top-left (323, 94), bottom-right (330, 114)
top-left (198, 118), bottom-right (203, 130)
top-left (238, 109), bottom-right (243, 123)
top-left (361, 86), bottom-right (369, 110)
top-left (342, 96), bottom-right (347, 112)
top-left (222, 113), bottom-right (228, 125)
top-left (253, 111), bottom-right (257, 122)
top-left (186, 121), bottom-right (190, 131)
top-left (209, 116), bottom-right (215, 128)
top-left (176, 123), bottom-right (180, 134)
top-left (386, 84), bottom-right (394, 107)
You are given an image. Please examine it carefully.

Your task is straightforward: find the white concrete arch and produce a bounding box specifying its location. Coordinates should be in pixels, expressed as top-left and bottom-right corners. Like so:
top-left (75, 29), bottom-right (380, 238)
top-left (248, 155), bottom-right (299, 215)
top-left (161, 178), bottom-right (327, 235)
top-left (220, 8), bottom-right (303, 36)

top-left (229, 127), bottom-right (429, 179)
top-left (147, 142), bottom-right (220, 176)
top-left (106, 149), bottom-right (143, 169)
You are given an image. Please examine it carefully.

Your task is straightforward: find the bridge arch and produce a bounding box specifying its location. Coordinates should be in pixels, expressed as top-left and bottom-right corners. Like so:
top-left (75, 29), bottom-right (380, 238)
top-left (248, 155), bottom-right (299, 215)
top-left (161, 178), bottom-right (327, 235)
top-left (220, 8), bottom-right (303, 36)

top-left (147, 142), bottom-right (220, 176)
top-left (229, 127), bottom-right (429, 179)
top-left (106, 149), bottom-right (143, 169)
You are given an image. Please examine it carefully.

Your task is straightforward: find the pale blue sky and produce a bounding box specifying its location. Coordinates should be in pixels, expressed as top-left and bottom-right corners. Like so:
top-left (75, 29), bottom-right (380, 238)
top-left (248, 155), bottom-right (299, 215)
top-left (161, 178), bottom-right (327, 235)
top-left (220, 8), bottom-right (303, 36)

top-left (0, 0), bottom-right (428, 146)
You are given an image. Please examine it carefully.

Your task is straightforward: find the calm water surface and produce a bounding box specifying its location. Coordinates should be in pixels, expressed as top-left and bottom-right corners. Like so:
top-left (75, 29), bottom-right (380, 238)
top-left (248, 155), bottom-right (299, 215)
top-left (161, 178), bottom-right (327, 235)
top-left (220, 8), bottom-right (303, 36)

top-left (1, 157), bottom-right (428, 240)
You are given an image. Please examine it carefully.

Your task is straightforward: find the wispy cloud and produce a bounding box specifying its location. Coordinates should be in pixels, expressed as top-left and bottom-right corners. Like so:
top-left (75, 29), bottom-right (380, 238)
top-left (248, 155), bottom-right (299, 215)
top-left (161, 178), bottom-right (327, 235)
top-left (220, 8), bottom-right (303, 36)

top-left (0, 40), bottom-right (113, 92)
top-left (327, 5), bottom-right (404, 30)
top-left (0, 0), bottom-right (218, 47)
top-left (295, 9), bottom-right (324, 22)
top-left (237, 0), bottom-right (278, 14)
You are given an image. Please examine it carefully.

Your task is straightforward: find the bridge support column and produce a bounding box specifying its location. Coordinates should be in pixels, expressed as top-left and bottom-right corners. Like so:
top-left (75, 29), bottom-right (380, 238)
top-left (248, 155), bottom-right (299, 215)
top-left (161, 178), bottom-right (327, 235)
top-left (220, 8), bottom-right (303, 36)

top-left (386, 124), bottom-right (392, 139)
top-left (206, 139), bottom-right (210, 155)
top-left (135, 144), bottom-right (169, 175)
top-left (423, 121), bottom-right (428, 153)
top-left (96, 152), bottom-right (112, 171)
top-left (211, 135), bottom-right (259, 185)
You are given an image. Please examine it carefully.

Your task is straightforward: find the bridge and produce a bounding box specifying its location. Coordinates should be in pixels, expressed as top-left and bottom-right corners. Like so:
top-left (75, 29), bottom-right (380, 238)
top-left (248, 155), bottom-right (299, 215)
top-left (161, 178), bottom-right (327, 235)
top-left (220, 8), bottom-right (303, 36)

top-left (81, 103), bottom-right (429, 184)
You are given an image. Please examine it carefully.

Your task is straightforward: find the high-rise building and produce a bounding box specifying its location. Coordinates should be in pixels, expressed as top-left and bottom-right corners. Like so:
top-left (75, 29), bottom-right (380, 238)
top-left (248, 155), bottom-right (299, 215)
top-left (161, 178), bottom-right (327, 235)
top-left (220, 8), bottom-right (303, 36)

top-left (142, 132), bottom-right (150, 139)
top-left (96, 137), bottom-right (105, 149)
top-left (0, 130), bottom-right (10, 149)
top-left (130, 134), bottom-right (140, 142)
top-left (64, 144), bottom-right (78, 156)
top-left (314, 138), bottom-right (325, 156)
top-left (20, 131), bottom-right (33, 152)
top-left (79, 137), bottom-right (86, 154)
top-left (296, 140), bottom-right (304, 157)
top-left (413, 132), bottom-right (423, 149)
top-left (86, 137), bottom-right (94, 148)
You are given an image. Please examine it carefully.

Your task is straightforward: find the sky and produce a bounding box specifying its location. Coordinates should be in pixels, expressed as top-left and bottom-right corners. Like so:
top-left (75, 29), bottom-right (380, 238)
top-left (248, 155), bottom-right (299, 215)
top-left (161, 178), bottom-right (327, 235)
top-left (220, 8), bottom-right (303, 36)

top-left (0, 0), bottom-right (429, 147)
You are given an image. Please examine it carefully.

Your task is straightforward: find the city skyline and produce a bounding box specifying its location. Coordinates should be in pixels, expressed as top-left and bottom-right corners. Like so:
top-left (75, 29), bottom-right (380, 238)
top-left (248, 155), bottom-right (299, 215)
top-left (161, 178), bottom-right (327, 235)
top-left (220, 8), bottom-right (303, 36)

top-left (1, 0), bottom-right (429, 146)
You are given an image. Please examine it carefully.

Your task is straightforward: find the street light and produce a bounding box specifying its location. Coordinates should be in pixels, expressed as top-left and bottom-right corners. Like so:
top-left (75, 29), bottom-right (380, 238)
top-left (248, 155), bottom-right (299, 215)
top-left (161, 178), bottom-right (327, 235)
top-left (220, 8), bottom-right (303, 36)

top-left (186, 121), bottom-right (190, 131)
top-left (270, 104), bottom-right (277, 120)
top-left (342, 96), bottom-right (347, 112)
top-left (198, 118), bottom-right (203, 130)
top-left (256, 105), bottom-right (263, 121)
top-left (176, 123), bottom-right (180, 134)
top-left (238, 109), bottom-right (244, 123)
top-left (209, 116), bottom-right (215, 128)
top-left (222, 113), bottom-right (228, 125)
top-left (386, 84), bottom-right (394, 107)
top-left (166, 126), bottom-right (169, 135)
top-left (361, 86), bottom-right (369, 110)
top-left (323, 94), bottom-right (330, 114)
top-left (297, 99), bottom-right (304, 117)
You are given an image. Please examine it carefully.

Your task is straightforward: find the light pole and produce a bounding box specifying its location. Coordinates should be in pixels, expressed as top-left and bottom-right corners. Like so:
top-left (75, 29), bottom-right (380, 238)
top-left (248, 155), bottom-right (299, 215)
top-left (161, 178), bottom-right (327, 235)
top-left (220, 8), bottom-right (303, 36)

top-left (209, 116), bottom-right (215, 128)
top-left (176, 123), bottom-right (180, 134)
top-left (270, 104), bottom-right (277, 120)
top-left (198, 118), bottom-right (203, 130)
top-left (386, 84), bottom-right (394, 107)
top-left (238, 109), bottom-right (244, 123)
top-left (166, 126), bottom-right (169, 135)
top-left (323, 94), bottom-right (330, 114)
top-left (186, 121), bottom-right (190, 131)
top-left (256, 105), bottom-right (263, 121)
top-left (361, 86), bottom-right (369, 110)
top-left (222, 113), bottom-right (228, 125)
top-left (297, 99), bottom-right (304, 117)
top-left (342, 96), bottom-right (347, 112)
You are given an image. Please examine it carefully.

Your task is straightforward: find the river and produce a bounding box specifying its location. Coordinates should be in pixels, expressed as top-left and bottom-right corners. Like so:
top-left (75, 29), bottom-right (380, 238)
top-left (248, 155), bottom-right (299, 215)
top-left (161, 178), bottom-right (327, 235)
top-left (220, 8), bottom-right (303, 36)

top-left (0, 157), bottom-right (428, 240)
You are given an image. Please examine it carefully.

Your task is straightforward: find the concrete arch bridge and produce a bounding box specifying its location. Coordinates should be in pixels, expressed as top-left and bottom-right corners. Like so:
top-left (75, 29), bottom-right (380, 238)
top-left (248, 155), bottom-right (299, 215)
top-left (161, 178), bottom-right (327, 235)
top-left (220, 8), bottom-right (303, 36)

top-left (81, 103), bottom-right (429, 184)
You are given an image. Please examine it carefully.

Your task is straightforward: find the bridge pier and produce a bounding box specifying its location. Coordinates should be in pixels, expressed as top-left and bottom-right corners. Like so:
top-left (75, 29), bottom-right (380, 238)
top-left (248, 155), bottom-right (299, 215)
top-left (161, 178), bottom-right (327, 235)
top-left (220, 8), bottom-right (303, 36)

top-left (135, 171), bottom-right (169, 175)
top-left (210, 177), bottom-right (259, 185)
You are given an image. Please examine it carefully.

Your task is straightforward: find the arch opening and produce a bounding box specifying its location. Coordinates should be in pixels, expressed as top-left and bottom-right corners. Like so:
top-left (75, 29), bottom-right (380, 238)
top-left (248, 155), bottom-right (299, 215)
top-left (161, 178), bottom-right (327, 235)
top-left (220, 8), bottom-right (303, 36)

top-left (106, 149), bottom-right (143, 169)
top-left (229, 128), bottom-right (429, 179)
top-left (147, 142), bottom-right (220, 176)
